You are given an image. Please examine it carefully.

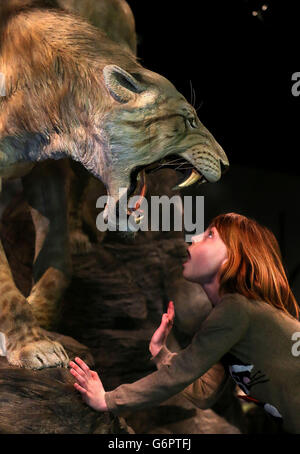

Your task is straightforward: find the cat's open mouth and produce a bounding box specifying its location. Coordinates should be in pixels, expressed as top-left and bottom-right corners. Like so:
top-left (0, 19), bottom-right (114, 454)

top-left (126, 154), bottom-right (208, 217)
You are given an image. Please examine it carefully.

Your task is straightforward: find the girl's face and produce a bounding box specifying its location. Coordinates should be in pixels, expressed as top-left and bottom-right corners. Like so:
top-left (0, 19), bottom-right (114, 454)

top-left (182, 226), bottom-right (228, 284)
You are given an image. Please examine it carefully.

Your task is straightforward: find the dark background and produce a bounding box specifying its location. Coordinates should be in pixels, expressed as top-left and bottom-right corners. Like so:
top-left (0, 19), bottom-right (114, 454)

top-left (127, 0), bottom-right (299, 176)
top-left (125, 0), bottom-right (300, 297)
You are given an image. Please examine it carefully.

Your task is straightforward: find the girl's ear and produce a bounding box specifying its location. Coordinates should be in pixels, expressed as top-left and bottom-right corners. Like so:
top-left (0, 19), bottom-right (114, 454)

top-left (103, 65), bottom-right (145, 103)
top-left (221, 256), bottom-right (229, 266)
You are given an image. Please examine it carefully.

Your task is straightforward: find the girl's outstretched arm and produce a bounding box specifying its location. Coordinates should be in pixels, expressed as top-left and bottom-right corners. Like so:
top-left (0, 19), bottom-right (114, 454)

top-left (70, 294), bottom-right (249, 415)
top-left (103, 294), bottom-right (249, 415)
top-left (69, 357), bottom-right (108, 412)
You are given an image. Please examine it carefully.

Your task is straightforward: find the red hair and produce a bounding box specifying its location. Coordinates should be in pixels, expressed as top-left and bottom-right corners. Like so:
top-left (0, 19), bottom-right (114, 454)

top-left (208, 212), bottom-right (299, 320)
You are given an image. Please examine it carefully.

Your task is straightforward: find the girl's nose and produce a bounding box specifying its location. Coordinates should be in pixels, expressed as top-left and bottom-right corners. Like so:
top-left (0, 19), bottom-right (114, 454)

top-left (191, 233), bottom-right (204, 243)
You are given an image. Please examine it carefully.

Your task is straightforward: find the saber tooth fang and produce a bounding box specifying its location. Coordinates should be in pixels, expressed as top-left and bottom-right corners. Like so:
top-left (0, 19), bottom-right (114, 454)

top-left (172, 169), bottom-right (201, 190)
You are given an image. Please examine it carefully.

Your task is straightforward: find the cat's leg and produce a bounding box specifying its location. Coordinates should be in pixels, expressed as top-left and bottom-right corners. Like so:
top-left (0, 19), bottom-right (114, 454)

top-left (0, 202), bottom-right (69, 368)
top-left (0, 144), bottom-right (69, 368)
top-left (68, 160), bottom-right (93, 254)
top-left (22, 160), bottom-right (72, 330)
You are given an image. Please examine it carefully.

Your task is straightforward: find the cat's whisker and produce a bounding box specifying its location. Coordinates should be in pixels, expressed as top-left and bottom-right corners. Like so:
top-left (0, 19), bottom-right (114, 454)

top-left (195, 100), bottom-right (204, 112)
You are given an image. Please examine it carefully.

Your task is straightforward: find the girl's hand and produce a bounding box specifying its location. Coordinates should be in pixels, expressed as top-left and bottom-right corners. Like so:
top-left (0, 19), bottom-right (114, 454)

top-left (69, 357), bottom-right (108, 412)
top-left (149, 300), bottom-right (175, 357)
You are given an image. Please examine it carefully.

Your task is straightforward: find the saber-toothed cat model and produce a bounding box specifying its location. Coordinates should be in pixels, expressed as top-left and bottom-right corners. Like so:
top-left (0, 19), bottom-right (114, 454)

top-left (0, 0), bottom-right (229, 369)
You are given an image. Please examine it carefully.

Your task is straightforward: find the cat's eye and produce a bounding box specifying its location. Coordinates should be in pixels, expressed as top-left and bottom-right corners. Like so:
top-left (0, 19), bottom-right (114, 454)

top-left (187, 117), bottom-right (197, 129)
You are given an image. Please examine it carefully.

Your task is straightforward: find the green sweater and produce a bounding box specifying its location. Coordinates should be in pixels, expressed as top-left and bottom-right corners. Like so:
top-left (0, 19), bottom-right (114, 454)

top-left (104, 292), bottom-right (300, 433)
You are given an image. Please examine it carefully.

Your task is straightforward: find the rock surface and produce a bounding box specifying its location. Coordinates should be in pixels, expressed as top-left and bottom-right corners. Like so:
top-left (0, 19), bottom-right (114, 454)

top-left (0, 329), bottom-right (133, 434)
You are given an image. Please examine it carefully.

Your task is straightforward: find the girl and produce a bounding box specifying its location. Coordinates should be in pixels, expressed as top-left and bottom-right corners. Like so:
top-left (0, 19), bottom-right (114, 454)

top-left (69, 212), bottom-right (300, 434)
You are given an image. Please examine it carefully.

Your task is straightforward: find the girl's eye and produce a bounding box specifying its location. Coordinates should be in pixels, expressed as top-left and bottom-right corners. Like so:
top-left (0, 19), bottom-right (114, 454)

top-left (207, 230), bottom-right (213, 238)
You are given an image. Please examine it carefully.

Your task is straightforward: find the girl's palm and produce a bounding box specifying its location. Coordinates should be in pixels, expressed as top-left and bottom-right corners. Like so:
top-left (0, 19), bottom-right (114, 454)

top-left (150, 301), bottom-right (175, 356)
top-left (69, 357), bottom-right (108, 412)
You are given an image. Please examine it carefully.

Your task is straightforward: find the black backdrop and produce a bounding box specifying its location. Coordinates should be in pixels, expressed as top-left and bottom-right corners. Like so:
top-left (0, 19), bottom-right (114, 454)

top-left (126, 0), bottom-right (299, 176)
top-left (124, 1), bottom-right (300, 297)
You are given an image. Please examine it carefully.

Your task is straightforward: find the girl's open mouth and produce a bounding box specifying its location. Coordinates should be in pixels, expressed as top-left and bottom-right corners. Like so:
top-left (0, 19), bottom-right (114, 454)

top-left (183, 249), bottom-right (191, 264)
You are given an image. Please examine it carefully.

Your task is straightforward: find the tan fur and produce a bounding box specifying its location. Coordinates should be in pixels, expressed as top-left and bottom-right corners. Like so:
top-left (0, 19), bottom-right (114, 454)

top-left (57, 0), bottom-right (137, 53)
top-left (27, 268), bottom-right (70, 329)
top-left (0, 0), bottom-right (141, 369)
top-left (0, 7), bottom-right (139, 143)
top-left (0, 239), bottom-right (69, 368)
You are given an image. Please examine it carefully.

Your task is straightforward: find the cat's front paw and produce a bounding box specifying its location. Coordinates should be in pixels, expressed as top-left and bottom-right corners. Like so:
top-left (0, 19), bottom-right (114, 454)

top-left (7, 338), bottom-right (69, 370)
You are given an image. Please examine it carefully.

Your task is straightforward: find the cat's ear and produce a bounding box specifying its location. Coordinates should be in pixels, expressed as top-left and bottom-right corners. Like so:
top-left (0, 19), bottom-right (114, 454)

top-left (103, 65), bottom-right (144, 103)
